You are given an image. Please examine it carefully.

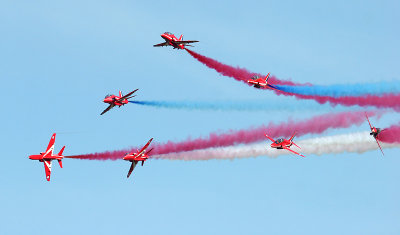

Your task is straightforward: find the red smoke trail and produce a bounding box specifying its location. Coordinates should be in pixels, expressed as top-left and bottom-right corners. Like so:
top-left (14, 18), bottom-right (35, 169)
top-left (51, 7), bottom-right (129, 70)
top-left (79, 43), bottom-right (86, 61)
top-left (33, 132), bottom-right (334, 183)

top-left (185, 49), bottom-right (301, 86)
top-left (68, 110), bottom-right (376, 160)
top-left (379, 123), bottom-right (400, 143)
top-left (185, 49), bottom-right (400, 110)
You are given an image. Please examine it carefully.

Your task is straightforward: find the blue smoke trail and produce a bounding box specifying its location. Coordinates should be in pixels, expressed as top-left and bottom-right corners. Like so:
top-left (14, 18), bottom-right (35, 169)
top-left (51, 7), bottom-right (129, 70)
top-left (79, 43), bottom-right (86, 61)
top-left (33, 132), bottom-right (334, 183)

top-left (274, 81), bottom-right (400, 97)
top-left (130, 100), bottom-right (357, 112)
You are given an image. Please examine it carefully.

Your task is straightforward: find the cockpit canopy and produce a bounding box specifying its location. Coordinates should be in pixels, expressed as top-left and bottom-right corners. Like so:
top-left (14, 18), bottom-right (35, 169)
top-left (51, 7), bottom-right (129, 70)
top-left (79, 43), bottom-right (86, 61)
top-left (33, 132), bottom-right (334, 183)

top-left (274, 138), bottom-right (284, 144)
top-left (105, 94), bottom-right (113, 98)
top-left (251, 75), bottom-right (260, 80)
top-left (164, 32), bottom-right (172, 35)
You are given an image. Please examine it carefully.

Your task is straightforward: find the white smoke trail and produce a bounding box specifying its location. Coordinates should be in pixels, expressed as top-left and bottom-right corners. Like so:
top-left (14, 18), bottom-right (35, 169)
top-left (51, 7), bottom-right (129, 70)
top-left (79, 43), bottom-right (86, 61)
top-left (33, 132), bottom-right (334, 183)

top-left (152, 132), bottom-right (400, 160)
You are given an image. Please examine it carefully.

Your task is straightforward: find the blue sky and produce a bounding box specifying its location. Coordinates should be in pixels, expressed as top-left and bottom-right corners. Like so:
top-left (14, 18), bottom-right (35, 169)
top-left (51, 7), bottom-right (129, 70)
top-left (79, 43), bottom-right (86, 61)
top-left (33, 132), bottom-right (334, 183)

top-left (1, 0), bottom-right (400, 234)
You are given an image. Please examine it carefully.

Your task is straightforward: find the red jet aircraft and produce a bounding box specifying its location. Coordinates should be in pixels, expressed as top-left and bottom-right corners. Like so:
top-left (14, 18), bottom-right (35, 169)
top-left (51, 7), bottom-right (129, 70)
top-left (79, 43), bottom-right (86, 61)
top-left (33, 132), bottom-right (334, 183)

top-left (29, 133), bottom-right (65, 181)
top-left (101, 89), bottom-right (138, 115)
top-left (265, 132), bottom-right (306, 157)
top-left (123, 138), bottom-right (154, 178)
top-left (247, 72), bottom-right (281, 92)
top-left (366, 114), bottom-right (385, 155)
top-left (247, 73), bottom-right (271, 88)
top-left (153, 32), bottom-right (199, 49)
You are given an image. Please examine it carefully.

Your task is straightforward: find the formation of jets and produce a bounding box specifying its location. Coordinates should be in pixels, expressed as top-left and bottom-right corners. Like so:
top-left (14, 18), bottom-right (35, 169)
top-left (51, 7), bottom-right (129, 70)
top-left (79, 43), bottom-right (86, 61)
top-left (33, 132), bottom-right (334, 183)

top-left (28, 32), bottom-right (388, 181)
top-left (29, 134), bottom-right (154, 181)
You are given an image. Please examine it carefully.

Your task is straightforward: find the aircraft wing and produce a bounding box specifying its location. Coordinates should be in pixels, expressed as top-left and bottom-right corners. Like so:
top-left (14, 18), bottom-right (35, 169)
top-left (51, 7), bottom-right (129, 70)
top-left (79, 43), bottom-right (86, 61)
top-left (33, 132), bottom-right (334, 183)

top-left (153, 42), bottom-right (169, 47)
top-left (146, 148), bottom-right (154, 155)
top-left (175, 40), bottom-right (199, 45)
top-left (127, 161), bottom-right (137, 178)
top-left (375, 138), bottom-right (384, 156)
top-left (265, 134), bottom-right (275, 143)
top-left (119, 89), bottom-right (139, 101)
top-left (43, 160), bottom-right (52, 181)
top-left (292, 142), bottom-right (301, 149)
top-left (100, 104), bottom-right (115, 115)
top-left (365, 114), bottom-right (373, 129)
top-left (137, 138), bottom-right (154, 156)
top-left (44, 133), bottom-right (56, 156)
top-left (283, 146), bottom-right (306, 157)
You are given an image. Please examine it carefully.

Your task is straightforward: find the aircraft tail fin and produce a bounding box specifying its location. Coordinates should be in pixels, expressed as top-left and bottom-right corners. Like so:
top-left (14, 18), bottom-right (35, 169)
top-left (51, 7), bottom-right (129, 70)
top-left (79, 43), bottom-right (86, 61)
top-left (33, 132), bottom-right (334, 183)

top-left (290, 132), bottom-right (300, 149)
top-left (147, 148), bottom-right (154, 155)
top-left (58, 146), bottom-right (65, 156)
top-left (119, 91), bottom-right (122, 97)
top-left (58, 159), bottom-right (63, 168)
top-left (289, 131), bottom-right (296, 141)
top-left (265, 72), bottom-right (270, 83)
top-left (179, 35), bottom-right (183, 41)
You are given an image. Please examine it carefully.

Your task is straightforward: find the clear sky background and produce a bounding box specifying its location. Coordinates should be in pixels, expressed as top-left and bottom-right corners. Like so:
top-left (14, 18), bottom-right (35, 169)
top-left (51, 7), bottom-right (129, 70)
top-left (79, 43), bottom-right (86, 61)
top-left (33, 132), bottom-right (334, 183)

top-left (1, 0), bottom-right (399, 234)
